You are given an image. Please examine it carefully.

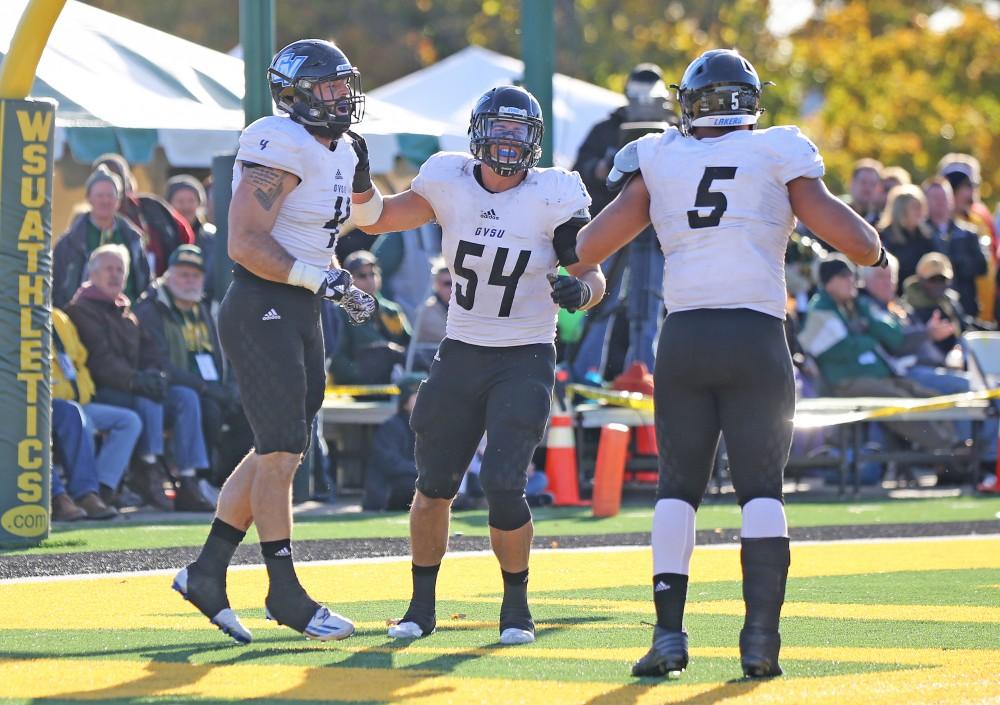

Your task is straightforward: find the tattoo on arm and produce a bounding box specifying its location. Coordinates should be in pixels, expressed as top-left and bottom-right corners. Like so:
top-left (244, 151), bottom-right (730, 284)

top-left (245, 166), bottom-right (286, 211)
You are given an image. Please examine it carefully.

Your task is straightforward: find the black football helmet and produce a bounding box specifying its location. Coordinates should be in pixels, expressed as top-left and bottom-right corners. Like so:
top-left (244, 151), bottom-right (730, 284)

top-left (469, 86), bottom-right (544, 176)
top-left (268, 39), bottom-right (365, 138)
top-left (674, 49), bottom-right (769, 136)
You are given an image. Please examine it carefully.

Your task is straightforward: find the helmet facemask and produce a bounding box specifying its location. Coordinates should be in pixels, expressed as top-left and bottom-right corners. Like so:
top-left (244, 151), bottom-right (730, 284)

top-left (470, 113), bottom-right (543, 177)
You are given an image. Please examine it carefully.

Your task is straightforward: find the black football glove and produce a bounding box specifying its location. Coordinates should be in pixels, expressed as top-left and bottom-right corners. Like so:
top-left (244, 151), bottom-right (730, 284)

top-left (547, 272), bottom-right (593, 313)
top-left (319, 267), bottom-right (353, 301)
top-left (874, 244), bottom-right (889, 268)
top-left (346, 130), bottom-right (372, 194)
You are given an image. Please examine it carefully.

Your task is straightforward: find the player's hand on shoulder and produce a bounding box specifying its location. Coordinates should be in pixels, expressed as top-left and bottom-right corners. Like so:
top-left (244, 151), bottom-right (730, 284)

top-left (547, 272), bottom-right (593, 313)
top-left (346, 130), bottom-right (372, 194)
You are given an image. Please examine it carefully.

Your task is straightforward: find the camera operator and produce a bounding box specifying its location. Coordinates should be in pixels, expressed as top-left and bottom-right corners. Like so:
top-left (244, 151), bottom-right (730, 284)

top-left (571, 64), bottom-right (678, 378)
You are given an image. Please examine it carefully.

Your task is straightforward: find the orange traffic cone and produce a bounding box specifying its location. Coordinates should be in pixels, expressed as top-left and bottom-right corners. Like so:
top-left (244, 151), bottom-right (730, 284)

top-left (545, 404), bottom-right (588, 506)
top-left (592, 423), bottom-right (630, 518)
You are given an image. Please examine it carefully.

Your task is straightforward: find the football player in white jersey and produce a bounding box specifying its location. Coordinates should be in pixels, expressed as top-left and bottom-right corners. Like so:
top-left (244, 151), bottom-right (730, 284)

top-left (172, 39), bottom-right (377, 645)
top-left (349, 86), bottom-right (605, 645)
top-left (575, 49), bottom-right (886, 678)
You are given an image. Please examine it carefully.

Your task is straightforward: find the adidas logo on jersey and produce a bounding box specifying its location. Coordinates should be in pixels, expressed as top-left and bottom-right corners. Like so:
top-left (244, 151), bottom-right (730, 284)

top-left (261, 308), bottom-right (281, 321)
top-left (654, 581), bottom-right (671, 592)
top-left (480, 208), bottom-right (500, 220)
top-left (335, 169), bottom-right (343, 180)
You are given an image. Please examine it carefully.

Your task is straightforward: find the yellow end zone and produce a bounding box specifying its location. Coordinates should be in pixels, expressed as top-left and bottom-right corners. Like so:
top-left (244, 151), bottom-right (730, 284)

top-left (1, 536), bottom-right (998, 704)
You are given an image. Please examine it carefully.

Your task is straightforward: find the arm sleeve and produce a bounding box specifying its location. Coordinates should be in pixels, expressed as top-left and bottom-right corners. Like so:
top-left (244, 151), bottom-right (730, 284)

top-left (236, 119), bottom-right (304, 179)
top-left (771, 127), bottom-right (825, 184)
top-left (552, 216), bottom-right (590, 267)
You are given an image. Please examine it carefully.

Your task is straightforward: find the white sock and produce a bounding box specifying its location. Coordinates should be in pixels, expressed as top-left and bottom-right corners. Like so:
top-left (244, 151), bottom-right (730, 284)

top-left (651, 498), bottom-right (697, 575)
top-left (740, 498), bottom-right (788, 538)
top-left (141, 454), bottom-right (156, 464)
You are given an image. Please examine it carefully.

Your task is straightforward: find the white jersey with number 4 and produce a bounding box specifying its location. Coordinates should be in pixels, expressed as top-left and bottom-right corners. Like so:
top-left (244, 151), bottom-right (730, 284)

top-left (636, 125), bottom-right (824, 320)
top-left (233, 116), bottom-right (357, 268)
top-left (411, 152), bottom-right (591, 347)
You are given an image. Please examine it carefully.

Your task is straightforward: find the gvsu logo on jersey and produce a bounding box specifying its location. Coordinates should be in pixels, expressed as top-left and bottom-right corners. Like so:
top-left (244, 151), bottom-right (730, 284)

top-left (272, 53), bottom-right (308, 84)
top-left (474, 227), bottom-right (505, 238)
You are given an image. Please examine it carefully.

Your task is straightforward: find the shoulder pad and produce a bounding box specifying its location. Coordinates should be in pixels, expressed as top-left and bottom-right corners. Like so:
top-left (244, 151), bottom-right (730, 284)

top-left (606, 140), bottom-right (641, 193)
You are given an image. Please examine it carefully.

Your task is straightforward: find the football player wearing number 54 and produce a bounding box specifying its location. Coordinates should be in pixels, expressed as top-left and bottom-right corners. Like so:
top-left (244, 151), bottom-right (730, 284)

top-left (353, 85), bottom-right (605, 646)
top-left (574, 49), bottom-right (885, 679)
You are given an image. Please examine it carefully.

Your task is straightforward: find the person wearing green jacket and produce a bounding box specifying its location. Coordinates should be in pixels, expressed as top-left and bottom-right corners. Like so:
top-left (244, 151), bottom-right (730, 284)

top-left (799, 255), bottom-right (955, 450)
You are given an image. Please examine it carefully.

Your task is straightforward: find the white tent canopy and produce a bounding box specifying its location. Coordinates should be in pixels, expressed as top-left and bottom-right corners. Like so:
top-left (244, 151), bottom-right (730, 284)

top-left (371, 45), bottom-right (626, 168)
top-left (0, 0), bottom-right (464, 170)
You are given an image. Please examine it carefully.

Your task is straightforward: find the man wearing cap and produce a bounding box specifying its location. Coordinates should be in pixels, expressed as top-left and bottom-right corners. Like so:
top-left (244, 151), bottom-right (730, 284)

top-left (938, 153), bottom-right (998, 322)
top-left (135, 244), bottom-right (233, 511)
top-left (799, 254), bottom-right (955, 451)
top-left (902, 252), bottom-right (976, 357)
top-left (166, 175), bottom-right (218, 303)
top-left (570, 64), bottom-right (678, 377)
top-left (54, 167), bottom-right (151, 308)
top-left (328, 250), bottom-right (411, 384)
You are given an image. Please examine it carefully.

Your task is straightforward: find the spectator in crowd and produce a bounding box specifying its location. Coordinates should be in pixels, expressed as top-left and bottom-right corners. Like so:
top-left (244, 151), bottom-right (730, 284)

top-left (166, 175), bottom-right (218, 302)
top-left (363, 376), bottom-right (423, 511)
top-left (798, 255), bottom-right (955, 451)
top-left (410, 259), bottom-right (451, 370)
top-left (902, 253), bottom-right (972, 358)
top-left (880, 184), bottom-right (933, 289)
top-left (571, 63), bottom-right (676, 379)
top-left (842, 158), bottom-right (885, 225)
top-left (922, 176), bottom-right (987, 317)
top-left (134, 245), bottom-right (235, 507)
top-left (878, 165), bottom-right (911, 214)
top-left (53, 167), bottom-right (150, 308)
top-left (66, 244), bottom-right (211, 512)
top-left (50, 399), bottom-right (118, 521)
top-left (92, 153), bottom-right (195, 276)
top-left (52, 307), bottom-right (143, 508)
top-left (329, 250), bottom-right (411, 384)
top-left (371, 222), bottom-right (443, 323)
top-left (938, 153), bottom-right (998, 323)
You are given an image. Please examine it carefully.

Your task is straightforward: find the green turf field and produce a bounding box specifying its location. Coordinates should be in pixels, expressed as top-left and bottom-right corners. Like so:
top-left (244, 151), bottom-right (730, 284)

top-left (1, 536), bottom-right (998, 704)
top-left (3, 496), bottom-right (998, 556)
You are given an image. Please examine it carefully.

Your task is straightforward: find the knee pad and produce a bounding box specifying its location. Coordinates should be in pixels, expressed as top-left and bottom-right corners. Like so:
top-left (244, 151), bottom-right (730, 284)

top-left (486, 490), bottom-right (532, 531)
top-left (740, 497), bottom-right (788, 538)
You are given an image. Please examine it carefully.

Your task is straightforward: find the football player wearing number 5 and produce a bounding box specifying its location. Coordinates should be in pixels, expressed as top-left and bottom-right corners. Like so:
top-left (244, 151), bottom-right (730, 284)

top-left (172, 39), bottom-right (377, 645)
top-left (352, 85), bottom-right (605, 645)
top-left (575, 50), bottom-right (886, 679)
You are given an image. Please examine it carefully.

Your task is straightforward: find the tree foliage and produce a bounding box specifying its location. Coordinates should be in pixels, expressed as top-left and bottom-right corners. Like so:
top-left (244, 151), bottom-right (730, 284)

top-left (80, 0), bottom-right (1000, 199)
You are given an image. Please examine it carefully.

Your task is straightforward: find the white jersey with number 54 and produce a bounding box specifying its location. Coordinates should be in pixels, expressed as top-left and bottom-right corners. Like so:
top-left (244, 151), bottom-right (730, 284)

top-left (636, 125), bottom-right (824, 320)
top-left (412, 152), bottom-right (591, 347)
top-left (233, 116), bottom-right (357, 268)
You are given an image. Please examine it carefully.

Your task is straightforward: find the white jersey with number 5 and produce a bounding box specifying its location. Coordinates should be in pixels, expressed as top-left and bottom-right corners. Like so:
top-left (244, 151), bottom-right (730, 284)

top-left (636, 125), bottom-right (824, 320)
top-left (233, 116), bottom-right (357, 268)
top-left (411, 152), bottom-right (591, 346)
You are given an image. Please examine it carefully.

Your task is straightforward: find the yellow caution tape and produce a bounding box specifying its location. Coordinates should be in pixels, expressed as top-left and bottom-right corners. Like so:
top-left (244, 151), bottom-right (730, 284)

top-left (569, 384), bottom-right (1000, 425)
top-left (326, 384), bottom-right (400, 397)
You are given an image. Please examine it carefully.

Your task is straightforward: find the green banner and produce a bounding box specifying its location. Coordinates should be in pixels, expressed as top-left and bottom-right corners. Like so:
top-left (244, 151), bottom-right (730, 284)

top-left (0, 98), bottom-right (55, 545)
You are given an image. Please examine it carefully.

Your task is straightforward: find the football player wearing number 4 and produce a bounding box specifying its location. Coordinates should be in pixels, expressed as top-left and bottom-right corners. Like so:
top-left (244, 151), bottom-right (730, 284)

top-left (172, 39), bottom-right (378, 645)
top-left (575, 50), bottom-right (887, 679)
top-left (351, 85), bottom-right (605, 645)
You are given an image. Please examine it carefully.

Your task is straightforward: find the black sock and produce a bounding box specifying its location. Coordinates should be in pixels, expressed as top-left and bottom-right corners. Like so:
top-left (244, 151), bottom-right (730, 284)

top-left (183, 519), bottom-right (246, 618)
top-left (500, 569), bottom-right (533, 632)
top-left (652, 573), bottom-right (689, 632)
top-left (261, 539), bottom-right (320, 632)
top-left (741, 537), bottom-right (791, 634)
top-left (193, 518), bottom-right (246, 576)
top-left (402, 563), bottom-right (440, 634)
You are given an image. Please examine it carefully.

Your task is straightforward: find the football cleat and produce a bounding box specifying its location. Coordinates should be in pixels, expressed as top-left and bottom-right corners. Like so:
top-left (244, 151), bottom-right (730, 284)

top-left (631, 626), bottom-right (688, 677)
top-left (387, 620), bottom-right (433, 639)
top-left (499, 627), bottom-right (536, 645)
top-left (740, 627), bottom-right (783, 678)
top-left (171, 567), bottom-right (252, 645)
top-left (265, 604), bottom-right (355, 642)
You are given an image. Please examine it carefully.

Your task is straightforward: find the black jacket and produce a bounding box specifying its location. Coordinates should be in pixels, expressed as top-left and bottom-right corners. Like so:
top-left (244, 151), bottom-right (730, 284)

top-left (927, 218), bottom-right (988, 317)
top-left (572, 107), bottom-right (627, 216)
